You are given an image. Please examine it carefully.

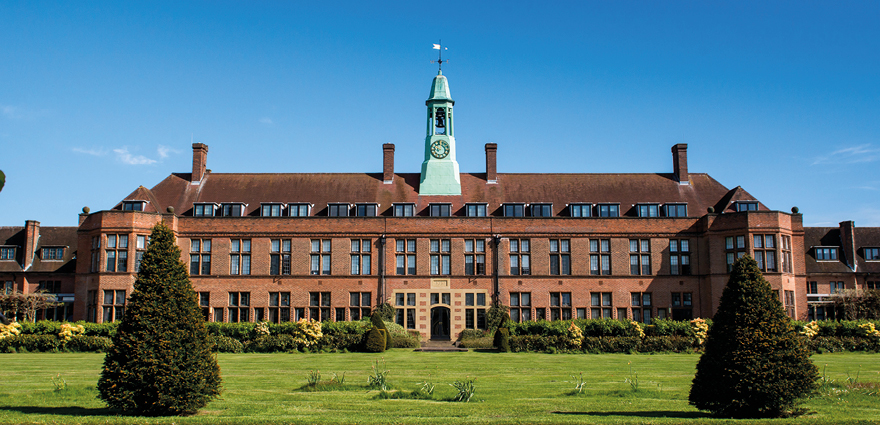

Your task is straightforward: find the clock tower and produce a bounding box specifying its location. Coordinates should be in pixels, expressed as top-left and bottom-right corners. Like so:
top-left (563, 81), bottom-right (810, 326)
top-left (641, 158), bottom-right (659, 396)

top-left (419, 70), bottom-right (461, 196)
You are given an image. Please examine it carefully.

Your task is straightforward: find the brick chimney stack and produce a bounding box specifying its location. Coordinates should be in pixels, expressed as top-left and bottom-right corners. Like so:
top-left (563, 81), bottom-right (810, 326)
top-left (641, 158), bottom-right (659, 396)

top-left (23, 220), bottom-right (40, 271)
top-left (672, 143), bottom-right (689, 185)
top-left (485, 143), bottom-right (498, 184)
top-left (839, 220), bottom-right (857, 271)
top-left (192, 143), bottom-right (209, 183)
top-left (383, 144), bottom-right (395, 184)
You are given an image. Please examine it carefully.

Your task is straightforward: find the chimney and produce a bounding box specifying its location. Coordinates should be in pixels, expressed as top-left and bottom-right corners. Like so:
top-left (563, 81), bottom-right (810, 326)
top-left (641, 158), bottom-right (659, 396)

top-left (191, 143), bottom-right (209, 183)
top-left (383, 143), bottom-right (395, 184)
top-left (672, 143), bottom-right (688, 185)
top-left (839, 220), bottom-right (857, 271)
top-left (485, 143), bottom-right (498, 183)
top-left (23, 220), bottom-right (40, 271)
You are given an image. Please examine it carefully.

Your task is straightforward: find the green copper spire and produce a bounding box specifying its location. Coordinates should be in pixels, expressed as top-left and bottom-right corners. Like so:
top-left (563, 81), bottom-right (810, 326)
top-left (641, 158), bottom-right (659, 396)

top-left (419, 70), bottom-right (461, 196)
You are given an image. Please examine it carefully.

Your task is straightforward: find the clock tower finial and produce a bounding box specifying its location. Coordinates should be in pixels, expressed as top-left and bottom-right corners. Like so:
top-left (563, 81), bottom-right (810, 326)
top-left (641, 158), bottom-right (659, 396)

top-left (419, 45), bottom-right (461, 196)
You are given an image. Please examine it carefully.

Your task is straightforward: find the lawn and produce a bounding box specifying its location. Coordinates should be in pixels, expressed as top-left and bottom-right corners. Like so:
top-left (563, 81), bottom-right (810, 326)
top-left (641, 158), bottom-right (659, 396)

top-left (0, 351), bottom-right (878, 424)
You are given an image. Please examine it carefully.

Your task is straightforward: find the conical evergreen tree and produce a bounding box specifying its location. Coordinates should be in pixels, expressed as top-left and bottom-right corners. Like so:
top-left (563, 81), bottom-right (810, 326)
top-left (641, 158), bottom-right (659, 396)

top-left (689, 255), bottom-right (817, 418)
top-left (98, 222), bottom-right (221, 415)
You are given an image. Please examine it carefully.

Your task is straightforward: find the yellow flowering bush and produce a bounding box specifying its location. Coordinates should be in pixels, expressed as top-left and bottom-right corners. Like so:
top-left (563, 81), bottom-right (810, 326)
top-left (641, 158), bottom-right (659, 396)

top-left (58, 323), bottom-right (85, 343)
top-left (801, 321), bottom-right (820, 339)
top-left (254, 321), bottom-right (270, 336)
top-left (630, 321), bottom-right (645, 338)
top-left (566, 322), bottom-right (584, 347)
top-left (0, 321), bottom-right (21, 339)
top-left (690, 318), bottom-right (708, 345)
top-left (291, 319), bottom-right (323, 348)
top-left (858, 323), bottom-right (880, 339)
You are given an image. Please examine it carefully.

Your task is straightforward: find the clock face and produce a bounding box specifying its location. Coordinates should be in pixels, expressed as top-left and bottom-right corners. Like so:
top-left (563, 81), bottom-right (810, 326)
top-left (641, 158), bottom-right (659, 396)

top-left (430, 140), bottom-right (450, 159)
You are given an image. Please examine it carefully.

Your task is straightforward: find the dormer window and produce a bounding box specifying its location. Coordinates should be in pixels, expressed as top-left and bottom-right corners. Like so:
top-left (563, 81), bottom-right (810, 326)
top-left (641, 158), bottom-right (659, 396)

top-left (665, 204), bottom-right (688, 217)
top-left (42, 247), bottom-right (64, 260)
top-left (193, 203), bottom-right (216, 217)
top-left (288, 203), bottom-right (310, 217)
top-left (597, 204), bottom-right (620, 217)
top-left (570, 204), bottom-right (591, 217)
top-left (465, 203), bottom-right (488, 217)
top-left (0, 246), bottom-right (16, 260)
top-left (429, 203), bottom-right (452, 217)
top-left (735, 201), bottom-right (758, 212)
top-left (354, 203), bottom-right (378, 217)
top-left (503, 203), bottom-right (525, 217)
top-left (530, 204), bottom-right (553, 217)
top-left (328, 203), bottom-right (350, 217)
top-left (815, 247), bottom-right (838, 261)
top-left (637, 204), bottom-right (660, 217)
top-left (261, 203), bottom-right (283, 217)
top-left (393, 203), bottom-right (415, 217)
top-left (122, 201), bottom-right (145, 211)
top-left (864, 248), bottom-right (880, 261)
top-left (220, 203), bottom-right (245, 217)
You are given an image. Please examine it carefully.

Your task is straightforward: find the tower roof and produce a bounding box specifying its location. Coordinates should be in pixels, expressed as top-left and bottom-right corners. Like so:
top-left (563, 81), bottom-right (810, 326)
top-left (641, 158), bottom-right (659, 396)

top-left (427, 72), bottom-right (453, 102)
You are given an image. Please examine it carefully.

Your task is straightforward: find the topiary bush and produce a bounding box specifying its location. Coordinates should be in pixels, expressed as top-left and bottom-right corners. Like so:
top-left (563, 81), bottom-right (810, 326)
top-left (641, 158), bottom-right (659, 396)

top-left (689, 256), bottom-right (817, 418)
top-left (493, 327), bottom-right (510, 352)
top-left (372, 302), bottom-right (396, 322)
top-left (97, 222), bottom-right (221, 416)
top-left (370, 314), bottom-right (392, 349)
top-left (364, 327), bottom-right (387, 352)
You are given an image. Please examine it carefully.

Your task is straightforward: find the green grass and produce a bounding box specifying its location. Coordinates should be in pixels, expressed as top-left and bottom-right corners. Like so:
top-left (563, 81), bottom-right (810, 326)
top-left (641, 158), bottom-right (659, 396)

top-left (1, 351), bottom-right (879, 424)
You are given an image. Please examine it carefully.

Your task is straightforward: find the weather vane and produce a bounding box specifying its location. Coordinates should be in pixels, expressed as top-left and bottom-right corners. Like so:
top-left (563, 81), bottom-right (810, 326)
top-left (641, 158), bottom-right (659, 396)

top-left (431, 40), bottom-right (448, 72)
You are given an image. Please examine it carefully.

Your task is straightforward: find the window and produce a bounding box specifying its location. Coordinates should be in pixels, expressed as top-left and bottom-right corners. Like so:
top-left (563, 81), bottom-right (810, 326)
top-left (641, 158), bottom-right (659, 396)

top-left (590, 239), bottom-right (611, 275)
top-left (431, 293), bottom-right (452, 305)
top-left (665, 204), bottom-right (687, 217)
top-left (220, 203), bottom-right (244, 217)
top-left (38, 280), bottom-right (61, 293)
top-left (570, 204), bottom-right (591, 217)
top-left (866, 281), bottom-right (878, 290)
top-left (393, 203), bottom-right (415, 217)
top-left (597, 204), bottom-right (619, 217)
top-left (193, 203), bottom-right (215, 217)
top-left (270, 239), bottom-right (292, 275)
top-left (134, 235), bottom-right (148, 272)
top-left (354, 204), bottom-right (377, 217)
top-left (629, 239), bottom-right (651, 275)
top-left (503, 204), bottom-right (525, 217)
top-left (464, 293), bottom-right (488, 329)
top-left (288, 203), bottom-right (310, 217)
top-left (863, 248), bottom-right (880, 261)
top-left (465, 203), bottom-right (487, 217)
top-left (349, 292), bottom-right (372, 320)
top-left (309, 292), bottom-right (331, 321)
top-left (89, 236), bottom-right (101, 273)
top-left (430, 239), bottom-right (451, 275)
top-left (230, 239), bottom-right (251, 275)
top-left (350, 239), bottom-right (372, 275)
top-left (753, 234), bottom-right (777, 272)
top-left (394, 293), bottom-right (417, 329)
top-left (637, 204), bottom-right (660, 217)
top-left (102, 289), bottom-right (126, 322)
top-left (86, 290), bottom-right (97, 322)
top-left (509, 292), bottom-right (531, 322)
top-left (228, 292), bottom-right (250, 322)
top-left (395, 239), bottom-right (416, 275)
top-left (815, 247), bottom-right (838, 261)
top-left (41, 247), bottom-right (64, 260)
top-left (122, 201), bottom-right (144, 211)
top-left (669, 239), bottom-right (691, 275)
top-left (198, 292), bottom-right (210, 321)
top-left (4, 280), bottom-right (14, 295)
top-left (781, 235), bottom-right (793, 273)
top-left (630, 292), bottom-right (652, 323)
top-left (550, 292), bottom-right (572, 320)
top-left (268, 292), bottom-right (291, 323)
top-left (261, 203), bottom-right (282, 217)
top-left (310, 239), bottom-right (332, 275)
top-left (590, 292), bottom-right (612, 319)
top-left (670, 292), bottom-right (693, 320)
top-left (735, 201), bottom-right (758, 212)
top-left (465, 239), bottom-right (486, 275)
top-left (190, 239), bottom-right (211, 275)
top-left (105, 234), bottom-right (128, 272)
top-left (0, 247), bottom-right (14, 260)
top-left (509, 239), bottom-right (530, 275)
top-left (530, 204), bottom-right (552, 217)
top-left (549, 239), bottom-right (570, 275)
top-left (328, 204), bottom-right (349, 217)
top-left (429, 203), bottom-right (451, 217)
top-left (831, 281), bottom-right (844, 294)
top-left (807, 281), bottom-right (818, 294)
top-left (725, 235), bottom-right (746, 272)
top-left (783, 290), bottom-right (795, 318)
top-left (671, 292), bottom-right (692, 307)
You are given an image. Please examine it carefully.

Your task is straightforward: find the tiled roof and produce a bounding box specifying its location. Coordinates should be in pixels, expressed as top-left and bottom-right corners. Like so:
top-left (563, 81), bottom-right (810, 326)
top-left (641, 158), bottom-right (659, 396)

top-left (134, 171), bottom-right (763, 218)
top-left (0, 226), bottom-right (77, 273)
top-left (803, 227), bottom-right (880, 274)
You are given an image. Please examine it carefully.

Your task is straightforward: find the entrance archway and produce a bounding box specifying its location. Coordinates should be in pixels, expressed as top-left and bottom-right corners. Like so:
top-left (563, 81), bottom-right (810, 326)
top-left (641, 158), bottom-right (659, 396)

top-left (430, 306), bottom-right (450, 340)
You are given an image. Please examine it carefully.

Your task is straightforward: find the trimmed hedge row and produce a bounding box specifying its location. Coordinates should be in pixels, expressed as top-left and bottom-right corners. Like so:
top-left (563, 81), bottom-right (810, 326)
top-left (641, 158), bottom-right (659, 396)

top-left (0, 335), bottom-right (113, 353)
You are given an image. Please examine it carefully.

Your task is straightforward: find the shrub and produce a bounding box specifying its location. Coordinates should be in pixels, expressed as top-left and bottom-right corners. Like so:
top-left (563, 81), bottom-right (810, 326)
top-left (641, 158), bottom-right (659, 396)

top-left (97, 222), bottom-right (221, 416)
top-left (372, 303), bottom-right (396, 322)
top-left (0, 334), bottom-right (59, 352)
top-left (391, 335), bottom-right (420, 349)
top-left (210, 335), bottom-right (244, 353)
top-left (486, 301), bottom-right (509, 332)
top-left (365, 328), bottom-right (387, 352)
top-left (245, 335), bottom-right (299, 353)
top-left (689, 256), bottom-right (817, 418)
top-left (370, 314), bottom-right (392, 349)
top-left (493, 327), bottom-right (510, 352)
top-left (65, 335), bottom-right (113, 352)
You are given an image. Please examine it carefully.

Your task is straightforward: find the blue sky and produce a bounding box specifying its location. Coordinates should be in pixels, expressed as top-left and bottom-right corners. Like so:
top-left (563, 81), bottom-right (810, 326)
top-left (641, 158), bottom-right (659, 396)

top-left (1, 1), bottom-right (878, 227)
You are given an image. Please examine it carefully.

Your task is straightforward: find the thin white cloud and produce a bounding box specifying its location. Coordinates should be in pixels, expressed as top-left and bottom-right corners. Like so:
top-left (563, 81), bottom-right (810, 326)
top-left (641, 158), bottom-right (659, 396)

top-left (1, 105), bottom-right (22, 120)
top-left (259, 117), bottom-right (274, 124)
top-left (114, 147), bottom-right (157, 165)
top-left (811, 144), bottom-right (880, 165)
top-left (157, 145), bottom-right (181, 159)
top-left (72, 147), bottom-right (109, 156)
